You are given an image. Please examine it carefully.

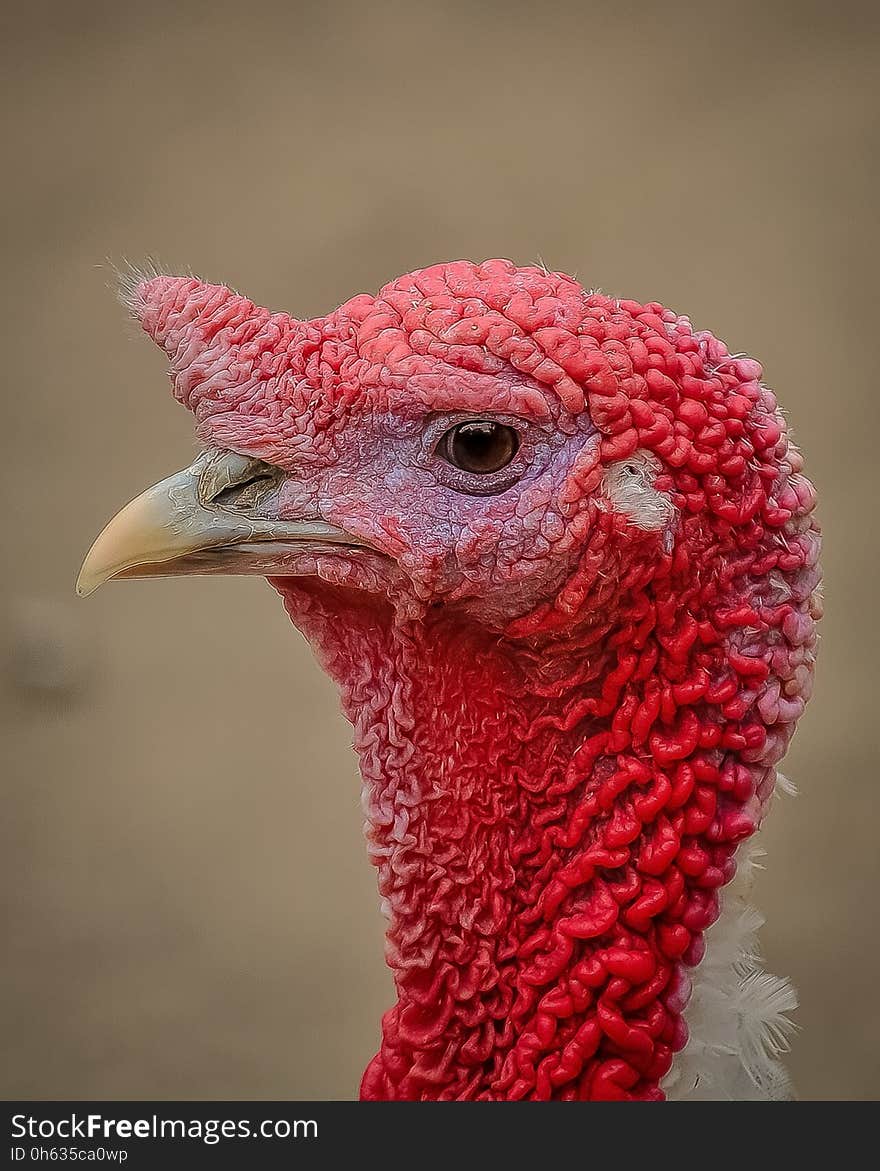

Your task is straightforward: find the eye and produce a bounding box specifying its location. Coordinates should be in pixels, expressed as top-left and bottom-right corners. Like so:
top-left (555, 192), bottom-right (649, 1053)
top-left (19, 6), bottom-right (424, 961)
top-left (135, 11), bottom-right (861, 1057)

top-left (439, 420), bottom-right (520, 474)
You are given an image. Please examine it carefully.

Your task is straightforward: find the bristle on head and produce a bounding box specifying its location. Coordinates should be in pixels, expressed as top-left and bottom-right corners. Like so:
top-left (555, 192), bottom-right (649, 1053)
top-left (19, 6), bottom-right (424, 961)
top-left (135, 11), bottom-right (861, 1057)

top-left (114, 258), bottom-right (176, 319)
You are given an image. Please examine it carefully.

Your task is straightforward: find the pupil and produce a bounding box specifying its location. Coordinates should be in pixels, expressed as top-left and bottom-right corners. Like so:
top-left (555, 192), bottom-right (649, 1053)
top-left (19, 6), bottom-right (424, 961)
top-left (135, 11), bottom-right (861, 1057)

top-left (448, 420), bottom-right (518, 473)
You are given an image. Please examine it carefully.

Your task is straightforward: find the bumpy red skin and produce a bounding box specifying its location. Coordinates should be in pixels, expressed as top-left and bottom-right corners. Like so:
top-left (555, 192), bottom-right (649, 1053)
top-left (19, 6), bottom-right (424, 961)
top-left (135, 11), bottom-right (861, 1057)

top-left (132, 260), bottom-right (821, 1100)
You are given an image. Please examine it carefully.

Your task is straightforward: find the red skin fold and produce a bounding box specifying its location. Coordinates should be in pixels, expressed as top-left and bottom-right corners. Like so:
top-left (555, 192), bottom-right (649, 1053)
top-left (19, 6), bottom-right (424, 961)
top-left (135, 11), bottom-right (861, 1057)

top-left (131, 259), bottom-right (821, 1100)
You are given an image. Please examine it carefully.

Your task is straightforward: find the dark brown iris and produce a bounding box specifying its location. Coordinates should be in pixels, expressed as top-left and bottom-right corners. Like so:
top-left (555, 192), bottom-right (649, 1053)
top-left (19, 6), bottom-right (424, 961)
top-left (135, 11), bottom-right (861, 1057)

top-left (441, 420), bottom-right (519, 474)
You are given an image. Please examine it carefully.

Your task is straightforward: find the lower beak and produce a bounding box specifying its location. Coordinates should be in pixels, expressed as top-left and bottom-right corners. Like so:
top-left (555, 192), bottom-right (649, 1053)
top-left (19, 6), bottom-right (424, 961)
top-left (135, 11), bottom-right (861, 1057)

top-left (76, 449), bottom-right (369, 597)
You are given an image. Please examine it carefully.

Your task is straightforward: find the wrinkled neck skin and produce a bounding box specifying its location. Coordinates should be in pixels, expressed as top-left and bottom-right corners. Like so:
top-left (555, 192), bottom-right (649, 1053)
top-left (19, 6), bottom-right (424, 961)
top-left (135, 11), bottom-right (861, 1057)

top-left (273, 531), bottom-right (815, 1101)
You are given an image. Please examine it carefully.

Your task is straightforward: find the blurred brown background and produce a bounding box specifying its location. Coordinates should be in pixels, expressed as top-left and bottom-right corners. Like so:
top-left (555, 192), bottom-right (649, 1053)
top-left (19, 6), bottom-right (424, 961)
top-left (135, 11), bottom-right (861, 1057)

top-left (2, 0), bottom-right (878, 1100)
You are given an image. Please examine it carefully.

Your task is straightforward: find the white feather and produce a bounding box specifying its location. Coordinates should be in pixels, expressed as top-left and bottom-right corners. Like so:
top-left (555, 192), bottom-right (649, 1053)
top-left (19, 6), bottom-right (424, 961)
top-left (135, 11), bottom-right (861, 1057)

top-left (601, 453), bottom-right (676, 533)
top-left (662, 837), bottom-right (798, 1101)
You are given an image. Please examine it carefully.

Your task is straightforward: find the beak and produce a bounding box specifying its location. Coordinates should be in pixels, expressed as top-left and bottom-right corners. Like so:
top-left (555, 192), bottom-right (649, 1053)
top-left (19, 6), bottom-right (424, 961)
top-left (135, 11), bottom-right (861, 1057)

top-left (76, 449), bottom-right (370, 597)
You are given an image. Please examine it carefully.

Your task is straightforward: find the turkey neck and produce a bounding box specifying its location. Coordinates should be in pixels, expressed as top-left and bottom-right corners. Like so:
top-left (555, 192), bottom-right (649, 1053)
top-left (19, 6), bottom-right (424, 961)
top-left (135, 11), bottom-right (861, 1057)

top-left (279, 583), bottom-right (689, 1101)
top-left (350, 610), bottom-right (595, 1101)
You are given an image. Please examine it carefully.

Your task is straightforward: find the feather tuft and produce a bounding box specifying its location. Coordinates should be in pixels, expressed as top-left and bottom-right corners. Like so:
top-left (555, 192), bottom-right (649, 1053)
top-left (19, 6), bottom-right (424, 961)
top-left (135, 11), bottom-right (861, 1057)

top-left (662, 837), bottom-right (798, 1100)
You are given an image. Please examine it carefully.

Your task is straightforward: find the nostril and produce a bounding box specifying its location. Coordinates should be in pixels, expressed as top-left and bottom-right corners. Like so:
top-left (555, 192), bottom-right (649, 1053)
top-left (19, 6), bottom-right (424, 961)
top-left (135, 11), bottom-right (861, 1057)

top-left (198, 451), bottom-right (283, 511)
top-left (210, 472), bottom-right (276, 509)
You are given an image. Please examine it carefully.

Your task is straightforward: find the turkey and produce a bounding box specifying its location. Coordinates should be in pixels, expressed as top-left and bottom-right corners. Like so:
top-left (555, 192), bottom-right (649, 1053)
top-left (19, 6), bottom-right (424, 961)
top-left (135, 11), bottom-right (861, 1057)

top-left (78, 260), bottom-right (821, 1100)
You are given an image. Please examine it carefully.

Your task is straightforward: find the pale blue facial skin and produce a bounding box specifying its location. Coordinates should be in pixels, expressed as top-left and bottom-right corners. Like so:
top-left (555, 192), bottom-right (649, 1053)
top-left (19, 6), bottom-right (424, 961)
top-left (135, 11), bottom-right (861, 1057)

top-left (260, 400), bottom-right (600, 618)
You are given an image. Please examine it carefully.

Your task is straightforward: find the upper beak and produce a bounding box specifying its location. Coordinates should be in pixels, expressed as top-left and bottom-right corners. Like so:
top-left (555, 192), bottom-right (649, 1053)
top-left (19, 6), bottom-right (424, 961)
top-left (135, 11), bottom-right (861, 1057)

top-left (76, 448), bottom-right (370, 597)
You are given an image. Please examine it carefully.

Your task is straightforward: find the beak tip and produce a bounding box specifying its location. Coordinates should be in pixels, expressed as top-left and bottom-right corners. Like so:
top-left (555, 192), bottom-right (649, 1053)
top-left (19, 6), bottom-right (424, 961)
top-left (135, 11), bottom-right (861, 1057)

top-left (75, 557), bottom-right (104, 598)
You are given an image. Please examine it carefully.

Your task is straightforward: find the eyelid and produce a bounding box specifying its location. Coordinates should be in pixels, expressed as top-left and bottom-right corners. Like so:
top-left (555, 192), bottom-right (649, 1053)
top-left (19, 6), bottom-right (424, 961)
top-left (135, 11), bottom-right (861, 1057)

top-left (422, 412), bottom-right (541, 450)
